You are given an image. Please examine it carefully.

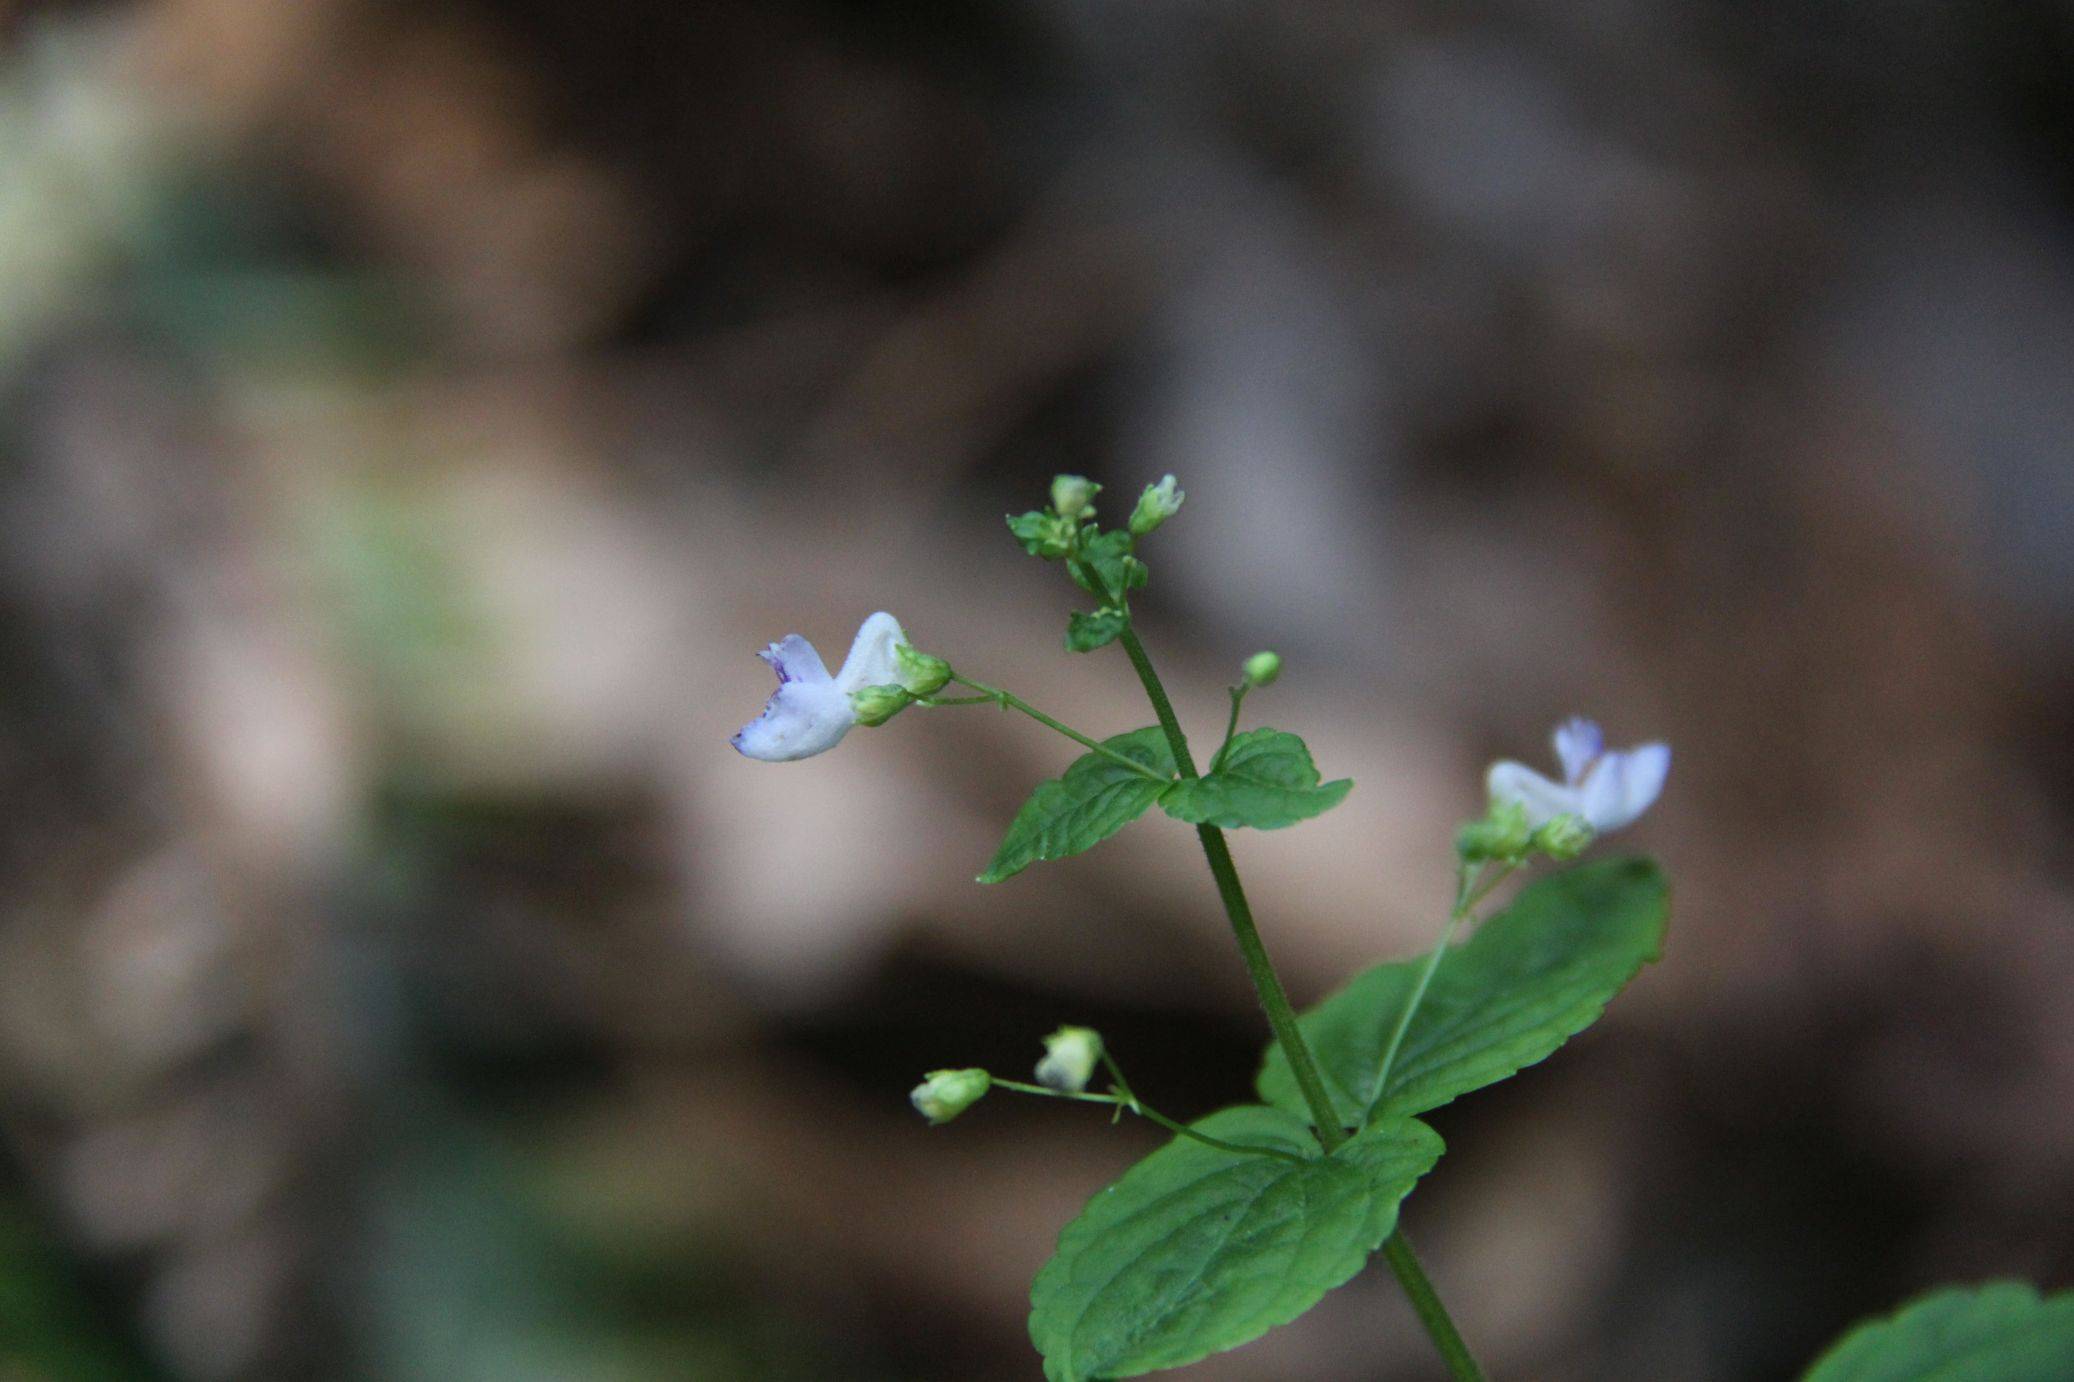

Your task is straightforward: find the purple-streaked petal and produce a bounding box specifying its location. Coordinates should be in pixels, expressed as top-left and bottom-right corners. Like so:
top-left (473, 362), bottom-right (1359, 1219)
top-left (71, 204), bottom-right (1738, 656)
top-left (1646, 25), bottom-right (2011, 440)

top-left (833, 612), bottom-right (908, 694)
top-left (1577, 742), bottom-right (1670, 833)
top-left (1486, 759), bottom-right (1582, 829)
top-left (757, 634), bottom-right (831, 685)
top-left (731, 679), bottom-right (856, 761)
top-left (1553, 717), bottom-right (1604, 786)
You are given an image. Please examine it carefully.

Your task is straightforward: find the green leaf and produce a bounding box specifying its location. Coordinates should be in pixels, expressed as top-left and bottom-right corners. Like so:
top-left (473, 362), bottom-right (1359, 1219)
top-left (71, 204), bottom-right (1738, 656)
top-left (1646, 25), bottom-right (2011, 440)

top-left (978, 728), bottom-right (1175, 883)
top-left (1159, 729), bottom-right (1352, 830)
top-left (1066, 608), bottom-right (1128, 653)
top-left (1258, 858), bottom-right (1669, 1122)
top-left (1009, 509), bottom-right (1075, 559)
top-left (1804, 1282), bottom-right (2074, 1381)
top-left (1029, 1108), bottom-right (1443, 1382)
top-left (1069, 530), bottom-right (1146, 600)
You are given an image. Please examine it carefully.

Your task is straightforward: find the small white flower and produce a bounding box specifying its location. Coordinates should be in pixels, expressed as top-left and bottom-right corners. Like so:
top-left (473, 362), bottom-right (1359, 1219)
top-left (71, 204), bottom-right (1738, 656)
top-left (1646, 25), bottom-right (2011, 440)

top-left (1129, 474), bottom-right (1184, 536)
top-left (731, 612), bottom-right (907, 761)
top-left (1486, 717), bottom-right (1669, 834)
top-left (1035, 1026), bottom-right (1104, 1093)
top-left (1051, 474), bottom-right (1100, 519)
top-left (910, 1068), bottom-right (990, 1125)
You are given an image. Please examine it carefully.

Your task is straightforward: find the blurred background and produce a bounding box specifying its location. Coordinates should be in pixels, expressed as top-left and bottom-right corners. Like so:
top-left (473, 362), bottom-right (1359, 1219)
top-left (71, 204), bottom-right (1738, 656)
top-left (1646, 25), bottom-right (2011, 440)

top-left (2, 0), bottom-right (2071, 1377)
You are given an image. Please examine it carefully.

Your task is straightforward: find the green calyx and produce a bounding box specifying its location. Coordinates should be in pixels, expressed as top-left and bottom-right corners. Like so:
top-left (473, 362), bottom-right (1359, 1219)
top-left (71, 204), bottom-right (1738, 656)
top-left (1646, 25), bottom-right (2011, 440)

top-left (1457, 800), bottom-right (1596, 865)
top-left (1129, 474), bottom-right (1185, 536)
top-left (851, 683), bottom-right (913, 727)
top-left (1455, 799), bottom-right (1533, 863)
top-left (1531, 814), bottom-right (1594, 861)
top-left (894, 643), bottom-right (953, 696)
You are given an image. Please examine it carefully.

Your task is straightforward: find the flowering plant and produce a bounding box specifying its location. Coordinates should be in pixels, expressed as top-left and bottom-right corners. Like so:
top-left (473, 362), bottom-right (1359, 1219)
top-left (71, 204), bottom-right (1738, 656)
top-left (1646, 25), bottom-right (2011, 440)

top-left (733, 476), bottom-right (2071, 1380)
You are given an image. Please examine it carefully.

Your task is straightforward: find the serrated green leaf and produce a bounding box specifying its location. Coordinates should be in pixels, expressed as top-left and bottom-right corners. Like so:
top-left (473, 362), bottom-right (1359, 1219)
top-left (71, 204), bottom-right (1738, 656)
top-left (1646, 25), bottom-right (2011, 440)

top-left (1159, 729), bottom-right (1352, 830)
top-left (1259, 858), bottom-right (1668, 1122)
top-left (1066, 608), bottom-right (1127, 653)
top-left (1804, 1282), bottom-right (2074, 1381)
top-left (1029, 1108), bottom-right (1443, 1382)
top-left (979, 728), bottom-right (1175, 883)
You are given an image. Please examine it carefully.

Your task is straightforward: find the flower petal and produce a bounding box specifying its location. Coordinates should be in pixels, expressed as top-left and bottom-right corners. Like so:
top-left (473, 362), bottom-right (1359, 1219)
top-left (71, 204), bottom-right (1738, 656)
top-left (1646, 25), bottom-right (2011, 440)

top-left (758, 634), bottom-right (831, 685)
top-left (1553, 717), bottom-right (1604, 786)
top-left (1577, 742), bottom-right (1670, 833)
top-left (833, 612), bottom-right (908, 694)
top-left (1486, 759), bottom-right (1581, 829)
top-left (731, 679), bottom-right (856, 761)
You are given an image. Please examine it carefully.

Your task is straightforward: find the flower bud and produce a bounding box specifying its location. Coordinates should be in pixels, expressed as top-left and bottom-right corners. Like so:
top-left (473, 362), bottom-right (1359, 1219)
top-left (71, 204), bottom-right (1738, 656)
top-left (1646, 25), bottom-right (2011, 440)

top-left (1035, 1026), bottom-right (1104, 1093)
top-left (1243, 651), bottom-right (1282, 687)
top-left (1532, 813), bottom-right (1595, 861)
top-left (1051, 474), bottom-right (1100, 520)
top-left (894, 643), bottom-right (953, 697)
top-left (1129, 475), bottom-right (1184, 536)
top-left (1456, 798), bottom-right (1533, 863)
top-left (850, 683), bottom-right (912, 727)
top-left (910, 1068), bottom-right (990, 1125)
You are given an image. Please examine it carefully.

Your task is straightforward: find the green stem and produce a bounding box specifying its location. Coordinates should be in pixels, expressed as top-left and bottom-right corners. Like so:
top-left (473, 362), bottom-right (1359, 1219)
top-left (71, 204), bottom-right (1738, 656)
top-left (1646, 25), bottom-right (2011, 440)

top-left (990, 1077), bottom-right (1306, 1165)
top-left (1097, 1053), bottom-right (1308, 1163)
top-left (1369, 860), bottom-right (1521, 1110)
top-left (1116, 622), bottom-right (1488, 1381)
top-left (1116, 627), bottom-right (1196, 770)
top-left (1115, 627), bottom-right (1345, 1151)
top-left (947, 675), bottom-right (1170, 783)
top-left (1196, 825), bottom-right (1345, 1151)
top-left (1068, 556), bottom-right (1124, 613)
top-left (1369, 864), bottom-right (1479, 1111)
top-left (1212, 683), bottom-right (1248, 772)
top-left (1381, 1232), bottom-right (1487, 1382)
top-left (988, 1077), bottom-right (1124, 1106)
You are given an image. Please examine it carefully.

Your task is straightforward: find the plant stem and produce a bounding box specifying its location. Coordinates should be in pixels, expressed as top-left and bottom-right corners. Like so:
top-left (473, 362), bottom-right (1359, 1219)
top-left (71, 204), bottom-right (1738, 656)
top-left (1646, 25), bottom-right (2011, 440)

top-left (1370, 860), bottom-right (1521, 1114)
top-left (1381, 1232), bottom-right (1487, 1382)
top-left (989, 1077), bottom-right (1306, 1164)
top-left (1369, 864), bottom-right (1479, 1112)
top-left (1115, 627), bottom-right (1345, 1150)
top-left (947, 675), bottom-right (1171, 783)
top-left (1116, 622), bottom-right (1489, 1381)
top-left (1095, 1053), bottom-right (1307, 1164)
top-left (1213, 683), bottom-right (1248, 771)
top-left (988, 1077), bottom-right (1126, 1106)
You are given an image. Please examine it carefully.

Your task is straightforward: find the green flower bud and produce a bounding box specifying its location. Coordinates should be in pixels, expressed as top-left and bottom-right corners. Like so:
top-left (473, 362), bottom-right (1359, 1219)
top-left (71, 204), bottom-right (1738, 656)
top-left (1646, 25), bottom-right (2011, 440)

top-left (1243, 651), bottom-right (1282, 687)
top-left (1532, 813), bottom-right (1595, 861)
top-left (850, 683), bottom-right (912, 727)
top-left (894, 643), bottom-right (953, 697)
top-left (1051, 474), bottom-right (1100, 520)
top-left (910, 1068), bottom-right (990, 1125)
top-left (1129, 474), bottom-right (1185, 536)
top-left (1456, 798), bottom-right (1533, 863)
top-left (1007, 509), bottom-right (1079, 560)
top-left (1035, 1026), bottom-right (1104, 1093)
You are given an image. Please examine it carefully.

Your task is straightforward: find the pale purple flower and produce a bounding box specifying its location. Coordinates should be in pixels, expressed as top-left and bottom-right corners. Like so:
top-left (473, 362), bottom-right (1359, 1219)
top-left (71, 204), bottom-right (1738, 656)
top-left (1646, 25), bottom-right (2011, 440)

top-left (731, 612), bottom-right (907, 761)
top-left (1486, 717), bottom-right (1669, 834)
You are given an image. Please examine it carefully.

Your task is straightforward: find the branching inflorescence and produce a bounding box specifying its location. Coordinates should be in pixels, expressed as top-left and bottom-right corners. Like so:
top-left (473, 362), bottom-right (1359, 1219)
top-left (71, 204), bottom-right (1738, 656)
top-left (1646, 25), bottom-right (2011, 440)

top-left (732, 473), bottom-right (2074, 1381)
top-left (730, 474), bottom-right (1686, 1379)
